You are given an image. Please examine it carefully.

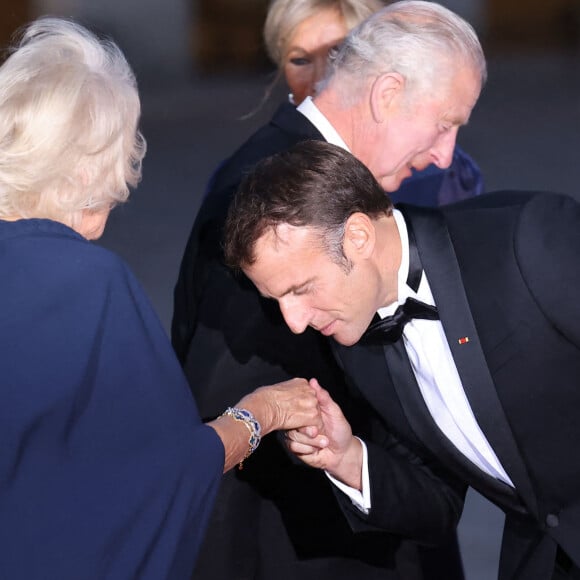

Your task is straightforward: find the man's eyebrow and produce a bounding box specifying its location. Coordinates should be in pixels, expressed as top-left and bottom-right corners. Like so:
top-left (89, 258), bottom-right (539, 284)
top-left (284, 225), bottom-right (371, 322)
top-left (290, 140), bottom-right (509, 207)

top-left (277, 278), bottom-right (315, 298)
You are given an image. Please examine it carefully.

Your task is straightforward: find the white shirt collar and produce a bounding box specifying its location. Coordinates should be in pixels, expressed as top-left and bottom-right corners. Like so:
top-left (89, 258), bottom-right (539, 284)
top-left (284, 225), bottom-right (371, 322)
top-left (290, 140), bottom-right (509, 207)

top-left (297, 97), bottom-right (350, 151)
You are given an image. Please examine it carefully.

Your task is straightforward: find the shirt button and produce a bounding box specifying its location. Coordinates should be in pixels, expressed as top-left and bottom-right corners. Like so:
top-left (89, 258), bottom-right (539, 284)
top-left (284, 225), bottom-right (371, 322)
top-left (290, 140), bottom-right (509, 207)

top-left (546, 514), bottom-right (559, 528)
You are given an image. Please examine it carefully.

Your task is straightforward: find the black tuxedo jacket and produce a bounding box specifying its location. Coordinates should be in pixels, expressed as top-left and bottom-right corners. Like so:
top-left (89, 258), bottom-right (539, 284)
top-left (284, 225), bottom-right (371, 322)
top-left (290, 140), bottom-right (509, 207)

top-left (172, 103), bottom-right (463, 579)
top-left (333, 191), bottom-right (580, 579)
top-left (172, 103), bottom-right (323, 382)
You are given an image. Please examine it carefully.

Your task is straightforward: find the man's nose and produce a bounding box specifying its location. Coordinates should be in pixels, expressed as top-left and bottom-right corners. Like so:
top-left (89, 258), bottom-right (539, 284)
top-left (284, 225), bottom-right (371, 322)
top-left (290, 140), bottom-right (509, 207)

top-left (430, 128), bottom-right (458, 169)
top-left (279, 297), bottom-right (311, 334)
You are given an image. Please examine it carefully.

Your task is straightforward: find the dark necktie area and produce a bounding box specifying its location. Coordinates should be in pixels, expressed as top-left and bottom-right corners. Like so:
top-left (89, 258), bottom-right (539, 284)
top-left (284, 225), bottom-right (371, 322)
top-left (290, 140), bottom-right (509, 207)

top-left (361, 298), bottom-right (439, 344)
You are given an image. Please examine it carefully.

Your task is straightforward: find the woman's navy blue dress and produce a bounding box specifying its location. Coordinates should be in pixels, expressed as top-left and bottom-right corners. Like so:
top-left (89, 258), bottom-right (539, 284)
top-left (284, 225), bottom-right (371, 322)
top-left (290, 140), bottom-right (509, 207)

top-left (0, 218), bottom-right (224, 579)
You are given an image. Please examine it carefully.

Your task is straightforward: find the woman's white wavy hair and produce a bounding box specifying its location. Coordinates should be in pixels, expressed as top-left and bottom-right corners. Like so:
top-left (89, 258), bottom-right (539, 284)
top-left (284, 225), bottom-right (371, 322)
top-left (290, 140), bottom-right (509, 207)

top-left (0, 17), bottom-right (146, 224)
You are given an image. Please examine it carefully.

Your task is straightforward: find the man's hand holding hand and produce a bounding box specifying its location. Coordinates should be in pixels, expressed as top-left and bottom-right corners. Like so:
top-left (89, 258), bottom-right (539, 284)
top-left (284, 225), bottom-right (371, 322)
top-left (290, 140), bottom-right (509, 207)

top-left (285, 379), bottom-right (363, 490)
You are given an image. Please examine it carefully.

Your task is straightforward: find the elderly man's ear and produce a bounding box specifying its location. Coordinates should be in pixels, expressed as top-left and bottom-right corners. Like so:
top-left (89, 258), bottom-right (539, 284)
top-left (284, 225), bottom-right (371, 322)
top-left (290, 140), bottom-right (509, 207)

top-left (369, 72), bottom-right (405, 123)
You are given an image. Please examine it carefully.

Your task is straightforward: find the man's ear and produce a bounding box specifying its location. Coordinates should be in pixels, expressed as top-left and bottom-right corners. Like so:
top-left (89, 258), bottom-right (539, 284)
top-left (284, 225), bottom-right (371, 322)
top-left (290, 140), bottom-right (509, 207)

top-left (343, 212), bottom-right (375, 259)
top-left (369, 72), bottom-right (405, 123)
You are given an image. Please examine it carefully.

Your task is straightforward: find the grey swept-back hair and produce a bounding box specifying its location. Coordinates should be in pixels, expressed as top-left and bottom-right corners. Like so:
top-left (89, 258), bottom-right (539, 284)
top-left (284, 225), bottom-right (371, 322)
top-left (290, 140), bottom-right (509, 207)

top-left (319, 0), bottom-right (486, 104)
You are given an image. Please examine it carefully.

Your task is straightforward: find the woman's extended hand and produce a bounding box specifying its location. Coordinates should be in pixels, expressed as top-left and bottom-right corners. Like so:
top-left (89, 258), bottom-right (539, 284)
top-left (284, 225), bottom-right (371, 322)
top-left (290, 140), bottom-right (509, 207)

top-left (237, 377), bottom-right (322, 436)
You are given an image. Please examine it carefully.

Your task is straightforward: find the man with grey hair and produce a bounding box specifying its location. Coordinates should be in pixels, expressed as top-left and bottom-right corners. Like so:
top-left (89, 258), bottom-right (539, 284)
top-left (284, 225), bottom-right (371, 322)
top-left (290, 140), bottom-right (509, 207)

top-left (173, 2), bottom-right (484, 578)
top-left (309, 0), bottom-right (485, 193)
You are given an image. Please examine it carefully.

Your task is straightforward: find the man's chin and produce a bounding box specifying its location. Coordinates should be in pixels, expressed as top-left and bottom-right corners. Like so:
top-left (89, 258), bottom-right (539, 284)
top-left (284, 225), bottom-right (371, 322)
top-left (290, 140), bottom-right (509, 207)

top-left (381, 173), bottom-right (407, 193)
top-left (333, 333), bottom-right (363, 347)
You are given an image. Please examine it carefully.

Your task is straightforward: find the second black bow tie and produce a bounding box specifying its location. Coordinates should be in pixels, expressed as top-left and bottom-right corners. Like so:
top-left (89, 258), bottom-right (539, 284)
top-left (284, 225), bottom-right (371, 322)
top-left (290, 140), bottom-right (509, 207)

top-left (361, 297), bottom-right (439, 345)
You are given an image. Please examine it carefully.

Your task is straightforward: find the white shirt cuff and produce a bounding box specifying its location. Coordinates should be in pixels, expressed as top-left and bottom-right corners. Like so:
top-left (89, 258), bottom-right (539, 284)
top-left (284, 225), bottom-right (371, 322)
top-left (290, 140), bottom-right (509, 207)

top-left (325, 437), bottom-right (371, 514)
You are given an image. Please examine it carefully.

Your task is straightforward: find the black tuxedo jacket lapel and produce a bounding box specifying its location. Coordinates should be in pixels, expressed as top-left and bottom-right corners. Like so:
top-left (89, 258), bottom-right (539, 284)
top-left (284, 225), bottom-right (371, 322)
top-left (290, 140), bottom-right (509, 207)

top-left (270, 102), bottom-right (325, 142)
top-left (399, 204), bottom-right (538, 516)
top-left (340, 336), bottom-right (525, 512)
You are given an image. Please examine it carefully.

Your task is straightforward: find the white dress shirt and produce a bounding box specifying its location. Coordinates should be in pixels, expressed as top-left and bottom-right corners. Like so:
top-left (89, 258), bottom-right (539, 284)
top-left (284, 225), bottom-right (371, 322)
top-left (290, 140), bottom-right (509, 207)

top-left (329, 210), bottom-right (514, 512)
top-left (297, 97), bottom-right (350, 150)
top-left (295, 97), bottom-right (514, 501)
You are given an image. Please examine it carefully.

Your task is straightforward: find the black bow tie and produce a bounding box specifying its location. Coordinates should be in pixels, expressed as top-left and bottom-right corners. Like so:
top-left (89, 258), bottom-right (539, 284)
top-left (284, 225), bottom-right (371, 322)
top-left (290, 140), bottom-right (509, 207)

top-left (361, 297), bottom-right (439, 345)
top-left (361, 210), bottom-right (438, 345)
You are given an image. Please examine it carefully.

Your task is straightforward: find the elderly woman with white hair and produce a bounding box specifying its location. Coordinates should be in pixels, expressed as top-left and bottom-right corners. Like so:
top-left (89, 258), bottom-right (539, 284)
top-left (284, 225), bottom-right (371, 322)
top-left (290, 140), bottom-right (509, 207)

top-left (0, 17), bottom-right (321, 579)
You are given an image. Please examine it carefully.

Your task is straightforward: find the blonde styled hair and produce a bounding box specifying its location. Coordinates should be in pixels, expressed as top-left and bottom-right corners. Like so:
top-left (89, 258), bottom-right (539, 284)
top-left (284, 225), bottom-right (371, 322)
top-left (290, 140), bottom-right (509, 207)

top-left (264, 0), bottom-right (384, 68)
top-left (0, 17), bottom-right (146, 224)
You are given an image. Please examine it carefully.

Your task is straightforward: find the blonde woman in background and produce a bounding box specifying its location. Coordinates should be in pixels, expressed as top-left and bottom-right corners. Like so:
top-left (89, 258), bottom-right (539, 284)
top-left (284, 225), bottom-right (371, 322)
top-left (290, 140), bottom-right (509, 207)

top-left (264, 0), bottom-right (383, 105)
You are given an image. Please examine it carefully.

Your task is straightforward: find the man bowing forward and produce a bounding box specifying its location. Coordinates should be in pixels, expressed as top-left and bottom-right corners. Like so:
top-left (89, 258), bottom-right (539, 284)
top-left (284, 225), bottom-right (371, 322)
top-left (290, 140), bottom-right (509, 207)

top-left (224, 140), bottom-right (580, 580)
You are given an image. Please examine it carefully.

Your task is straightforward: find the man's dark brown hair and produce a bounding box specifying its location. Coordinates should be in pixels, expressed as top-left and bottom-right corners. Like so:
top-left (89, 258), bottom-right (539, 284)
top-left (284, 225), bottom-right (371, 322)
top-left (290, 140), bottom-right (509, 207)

top-left (223, 140), bottom-right (393, 270)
